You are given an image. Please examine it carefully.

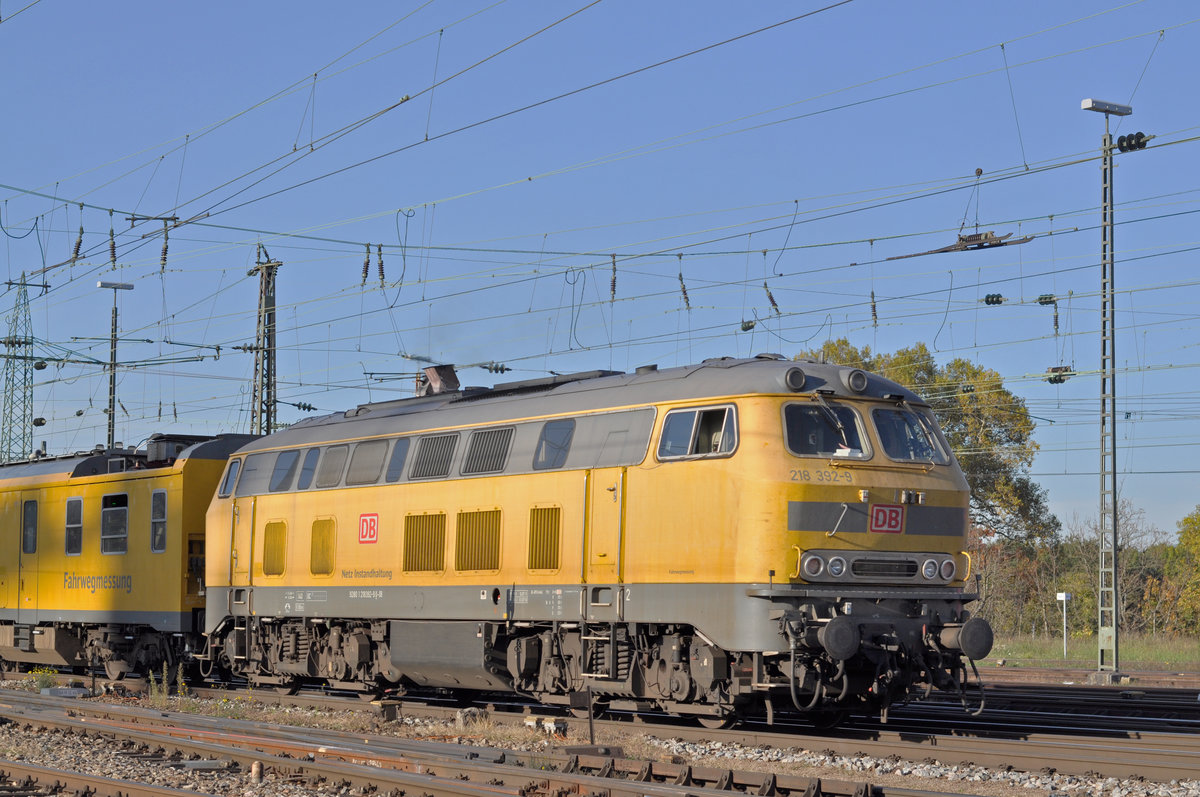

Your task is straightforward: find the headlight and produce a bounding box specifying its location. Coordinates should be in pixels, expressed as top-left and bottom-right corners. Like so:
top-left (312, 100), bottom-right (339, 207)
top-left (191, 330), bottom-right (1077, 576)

top-left (940, 559), bottom-right (957, 580)
top-left (803, 555), bottom-right (825, 578)
top-left (921, 559), bottom-right (939, 580)
top-left (827, 556), bottom-right (847, 577)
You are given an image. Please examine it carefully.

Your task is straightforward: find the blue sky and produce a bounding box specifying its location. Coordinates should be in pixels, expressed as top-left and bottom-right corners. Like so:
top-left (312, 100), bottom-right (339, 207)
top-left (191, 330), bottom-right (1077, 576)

top-left (1, 0), bottom-right (1197, 536)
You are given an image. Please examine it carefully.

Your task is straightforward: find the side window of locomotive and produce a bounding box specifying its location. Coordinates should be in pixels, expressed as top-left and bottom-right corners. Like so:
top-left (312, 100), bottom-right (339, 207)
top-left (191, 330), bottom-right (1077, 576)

top-left (657, 406), bottom-right (737, 460)
top-left (150, 490), bottom-right (167, 553)
top-left (384, 438), bottom-right (410, 483)
top-left (461, 428), bottom-right (513, 475)
top-left (21, 500), bottom-right (37, 555)
top-left (65, 498), bottom-right (82, 556)
top-left (218, 459), bottom-right (241, 498)
top-left (233, 453), bottom-right (272, 497)
top-left (347, 439), bottom-right (389, 485)
top-left (533, 419), bottom-right (575, 470)
top-left (296, 447), bottom-right (321, 490)
top-left (871, 407), bottom-right (949, 464)
top-left (269, 450), bottom-right (301, 492)
top-left (315, 445), bottom-right (349, 488)
top-left (410, 433), bottom-right (458, 480)
top-left (784, 404), bottom-right (868, 459)
top-left (101, 494), bottom-right (128, 555)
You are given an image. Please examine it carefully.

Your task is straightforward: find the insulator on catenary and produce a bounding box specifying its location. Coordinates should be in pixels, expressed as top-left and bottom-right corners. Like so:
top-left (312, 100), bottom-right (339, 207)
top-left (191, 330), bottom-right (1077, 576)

top-left (610, 254), bottom-right (617, 302)
top-left (160, 226), bottom-right (169, 272)
top-left (677, 254), bottom-right (690, 310)
top-left (871, 290), bottom-right (878, 327)
top-left (764, 282), bottom-right (779, 315)
top-left (362, 244), bottom-right (370, 285)
top-left (376, 243), bottom-right (385, 284)
top-left (71, 224), bottom-right (83, 264)
top-left (109, 225), bottom-right (116, 265)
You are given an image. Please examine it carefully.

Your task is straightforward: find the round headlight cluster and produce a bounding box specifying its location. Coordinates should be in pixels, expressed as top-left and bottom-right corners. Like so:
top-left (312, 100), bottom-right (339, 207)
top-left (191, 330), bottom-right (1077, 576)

top-left (921, 559), bottom-right (940, 580)
top-left (802, 555), bottom-right (824, 578)
top-left (940, 559), bottom-right (957, 580)
top-left (827, 556), bottom-right (847, 577)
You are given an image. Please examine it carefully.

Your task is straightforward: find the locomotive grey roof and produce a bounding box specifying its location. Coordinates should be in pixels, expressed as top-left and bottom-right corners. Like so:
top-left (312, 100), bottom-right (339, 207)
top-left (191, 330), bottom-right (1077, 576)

top-left (241, 355), bottom-right (926, 454)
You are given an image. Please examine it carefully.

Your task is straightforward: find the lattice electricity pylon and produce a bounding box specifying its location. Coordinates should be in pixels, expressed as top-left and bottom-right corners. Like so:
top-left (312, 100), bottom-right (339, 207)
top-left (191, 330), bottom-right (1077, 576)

top-left (247, 247), bottom-right (281, 436)
top-left (0, 276), bottom-right (34, 462)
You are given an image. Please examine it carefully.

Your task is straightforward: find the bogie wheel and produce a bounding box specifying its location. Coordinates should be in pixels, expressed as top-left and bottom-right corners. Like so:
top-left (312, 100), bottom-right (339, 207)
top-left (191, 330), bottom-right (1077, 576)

top-left (103, 660), bottom-right (127, 681)
top-left (569, 700), bottom-right (609, 720)
top-left (695, 710), bottom-right (738, 729)
top-left (274, 678), bottom-right (302, 696)
top-left (806, 708), bottom-right (848, 730)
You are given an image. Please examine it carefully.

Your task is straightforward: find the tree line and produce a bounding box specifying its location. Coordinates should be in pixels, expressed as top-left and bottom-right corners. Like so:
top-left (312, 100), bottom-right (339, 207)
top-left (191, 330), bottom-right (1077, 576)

top-left (797, 340), bottom-right (1199, 637)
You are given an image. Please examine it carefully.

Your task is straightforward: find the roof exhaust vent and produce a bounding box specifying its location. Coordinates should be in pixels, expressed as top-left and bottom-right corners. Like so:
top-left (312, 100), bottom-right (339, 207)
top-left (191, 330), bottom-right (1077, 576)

top-left (418, 364), bottom-right (461, 396)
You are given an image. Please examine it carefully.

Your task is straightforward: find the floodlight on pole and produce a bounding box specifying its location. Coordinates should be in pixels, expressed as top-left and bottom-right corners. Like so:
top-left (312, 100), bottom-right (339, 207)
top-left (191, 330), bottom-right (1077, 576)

top-left (1081, 98), bottom-right (1132, 117)
top-left (98, 281), bottom-right (134, 449)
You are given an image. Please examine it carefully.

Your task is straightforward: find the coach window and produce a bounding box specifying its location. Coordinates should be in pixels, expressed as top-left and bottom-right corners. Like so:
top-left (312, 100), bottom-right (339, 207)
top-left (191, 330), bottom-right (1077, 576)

top-left (533, 419), bottom-right (575, 470)
top-left (65, 498), bottom-right (82, 555)
top-left (657, 406), bottom-right (737, 460)
top-left (347, 439), bottom-right (389, 485)
top-left (218, 459), bottom-right (241, 498)
top-left (783, 403), bottom-right (869, 459)
top-left (21, 500), bottom-right (37, 555)
top-left (150, 490), bottom-right (167, 553)
top-left (296, 447), bottom-right (321, 490)
top-left (315, 445), bottom-right (349, 488)
top-left (101, 494), bottom-right (128, 555)
top-left (384, 438), bottom-right (410, 483)
top-left (233, 453), bottom-right (272, 497)
top-left (269, 450), bottom-right (301, 492)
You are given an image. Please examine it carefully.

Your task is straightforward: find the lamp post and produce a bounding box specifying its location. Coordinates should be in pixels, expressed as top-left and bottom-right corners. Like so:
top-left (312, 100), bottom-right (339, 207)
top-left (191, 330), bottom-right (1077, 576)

top-left (98, 280), bottom-right (133, 450)
top-left (1080, 97), bottom-right (1150, 681)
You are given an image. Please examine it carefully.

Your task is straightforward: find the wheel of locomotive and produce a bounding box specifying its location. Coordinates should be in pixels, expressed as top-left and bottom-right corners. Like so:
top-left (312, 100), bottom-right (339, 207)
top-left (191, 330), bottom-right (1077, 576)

top-left (569, 698), bottom-right (609, 719)
top-left (695, 709), bottom-right (738, 730)
top-left (103, 660), bottom-right (127, 681)
top-left (274, 677), bottom-right (302, 696)
top-left (806, 708), bottom-right (848, 730)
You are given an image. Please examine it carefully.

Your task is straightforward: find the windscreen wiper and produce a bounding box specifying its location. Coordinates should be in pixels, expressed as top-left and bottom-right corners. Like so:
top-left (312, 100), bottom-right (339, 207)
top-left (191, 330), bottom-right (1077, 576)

top-left (811, 391), bottom-right (849, 448)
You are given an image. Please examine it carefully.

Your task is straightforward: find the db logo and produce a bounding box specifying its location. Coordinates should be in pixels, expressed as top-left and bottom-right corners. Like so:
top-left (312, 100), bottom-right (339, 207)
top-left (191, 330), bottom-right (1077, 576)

top-left (869, 504), bottom-right (904, 534)
top-left (358, 514), bottom-right (379, 544)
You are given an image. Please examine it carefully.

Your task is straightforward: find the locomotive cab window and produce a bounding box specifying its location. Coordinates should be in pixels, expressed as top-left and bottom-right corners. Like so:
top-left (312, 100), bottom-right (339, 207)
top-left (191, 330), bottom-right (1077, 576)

top-left (784, 402), bottom-right (869, 459)
top-left (150, 490), bottom-right (167, 553)
top-left (269, 450), bottom-right (300, 492)
top-left (101, 494), bottom-right (128, 555)
top-left (871, 406), bottom-right (949, 464)
top-left (65, 497), bottom-right (82, 556)
top-left (657, 406), bottom-right (737, 460)
top-left (217, 458), bottom-right (241, 498)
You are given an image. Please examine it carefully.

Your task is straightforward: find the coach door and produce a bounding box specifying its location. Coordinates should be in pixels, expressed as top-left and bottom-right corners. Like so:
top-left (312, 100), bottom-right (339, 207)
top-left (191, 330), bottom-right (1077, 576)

top-left (16, 494), bottom-right (38, 624)
top-left (229, 496), bottom-right (255, 588)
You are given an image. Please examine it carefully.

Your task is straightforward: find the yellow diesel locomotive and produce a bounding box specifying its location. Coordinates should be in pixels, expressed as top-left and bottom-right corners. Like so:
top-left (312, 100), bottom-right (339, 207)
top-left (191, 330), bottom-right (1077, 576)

top-left (204, 355), bottom-right (991, 724)
top-left (0, 434), bottom-right (254, 678)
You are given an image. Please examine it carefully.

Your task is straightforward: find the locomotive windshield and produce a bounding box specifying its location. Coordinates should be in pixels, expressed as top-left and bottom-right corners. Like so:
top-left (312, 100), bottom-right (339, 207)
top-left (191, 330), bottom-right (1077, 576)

top-left (783, 403), bottom-right (868, 458)
top-left (871, 406), bottom-right (949, 464)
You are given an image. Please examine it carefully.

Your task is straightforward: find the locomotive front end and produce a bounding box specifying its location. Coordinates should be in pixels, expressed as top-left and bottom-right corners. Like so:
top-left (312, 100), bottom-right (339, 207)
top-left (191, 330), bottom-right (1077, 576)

top-left (762, 365), bottom-right (992, 716)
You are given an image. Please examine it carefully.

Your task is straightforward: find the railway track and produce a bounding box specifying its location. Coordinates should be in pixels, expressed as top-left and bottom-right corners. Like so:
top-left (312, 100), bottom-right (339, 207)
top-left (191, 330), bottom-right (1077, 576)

top-left (5, 670), bottom-right (1200, 788)
top-left (0, 689), bottom-right (951, 797)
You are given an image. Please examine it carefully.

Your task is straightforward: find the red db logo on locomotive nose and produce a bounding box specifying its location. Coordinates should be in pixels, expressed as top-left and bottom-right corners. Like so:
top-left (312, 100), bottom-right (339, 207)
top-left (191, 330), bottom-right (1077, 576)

top-left (358, 514), bottom-right (379, 544)
top-left (869, 504), bottom-right (904, 533)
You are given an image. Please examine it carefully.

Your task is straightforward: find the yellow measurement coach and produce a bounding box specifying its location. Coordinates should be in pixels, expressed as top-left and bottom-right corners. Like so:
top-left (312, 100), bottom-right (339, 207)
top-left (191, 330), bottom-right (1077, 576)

top-left (0, 434), bottom-right (253, 678)
top-left (205, 355), bottom-right (991, 725)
